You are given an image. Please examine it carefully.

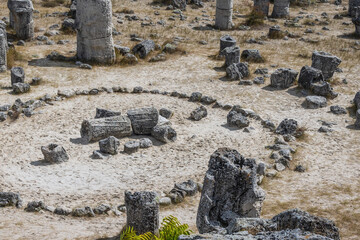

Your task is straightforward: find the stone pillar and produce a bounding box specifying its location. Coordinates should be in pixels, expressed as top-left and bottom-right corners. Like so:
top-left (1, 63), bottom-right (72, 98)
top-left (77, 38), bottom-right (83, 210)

top-left (76, 0), bottom-right (115, 64)
top-left (215, 0), bottom-right (233, 30)
top-left (125, 191), bottom-right (159, 235)
top-left (271, 0), bottom-right (290, 18)
top-left (254, 0), bottom-right (270, 16)
top-left (219, 35), bottom-right (236, 53)
top-left (349, 0), bottom-right (360, 17)
top-left (352, 7), bottom-right (360, 36)
top-left (8, 0), bottom-right (34, 40)
top-left (0, 26), bottom-right (6, 72)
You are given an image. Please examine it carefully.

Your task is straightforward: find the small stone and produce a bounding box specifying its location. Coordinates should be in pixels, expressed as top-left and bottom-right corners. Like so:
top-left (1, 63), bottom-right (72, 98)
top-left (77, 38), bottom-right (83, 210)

top-left (189, 92), bottom-right (202, 102)
top-left (93, 204), bottom-right (111, 214)
top-left (159, 197), bottom-right (172, 206)
top-left (92, 150), bottom-right (110, 159)
top-left (275, 163), bottom-right (286, 172)
top-left (151, 125), bottom-right (177, 143)
top-left (318, 126), bottom-right (333, 133)
top-left (99, 136), bottom-right (120, 155)
top-left (54, 207), bottom-right (72, 216)
top-left (72, 207), bottom-right (95, 217)
top-left (190, 106), bottom-right (207, 121)
top-left (305, 96), bottom-right (327, 109)
top-left (41, 144), bottom-right (69, 164)
top-left (159, 108), bottom-right (173, 119)
top-left (25, 201), bottom-right (45, 212)
top-left (294, 165), bottom-right (306, 172)
top-left (139, 138), bottom-right (153, 148)
top-left (330, 105), bottom-right (346, 115)
top-left (124, 141), bottom-right (140, 154)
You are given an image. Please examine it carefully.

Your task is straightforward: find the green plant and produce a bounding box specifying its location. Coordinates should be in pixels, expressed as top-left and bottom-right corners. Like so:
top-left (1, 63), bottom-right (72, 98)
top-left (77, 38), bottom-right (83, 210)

top-left (120, 216), bottom-right (191, 240)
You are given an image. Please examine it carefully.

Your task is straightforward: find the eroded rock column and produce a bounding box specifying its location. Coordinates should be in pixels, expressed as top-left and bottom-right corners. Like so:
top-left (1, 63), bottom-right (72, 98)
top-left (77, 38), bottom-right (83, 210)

top-left (254, 0), bottom-right (270, 16)
top-left (0, 26), bottom-right (6, 72)
top-left (271, 0), bottom-right (290, 18)
top-left (76, 0), bottom-right (115, 64)
top-left (215, 0), bottom-right (233, 30)
top-left (7, 0), bottom-right (34, 40)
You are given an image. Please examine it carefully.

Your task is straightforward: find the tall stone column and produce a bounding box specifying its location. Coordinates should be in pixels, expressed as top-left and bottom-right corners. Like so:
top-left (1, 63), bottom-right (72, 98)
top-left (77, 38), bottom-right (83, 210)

top-left (271, 0), bottom-right (290, 18)
top-left (7, 0), bottom-right (34, 40)
top-left (254, 0), bottom-right (270, 16)
top-left (349, 0), bottom-right (360, 17)
top-left (76, 0), bottom-right (115, 64)
top-left (0, 28), bottom-right (6, 72)
top-left (215, 0), bottom-right (233, 30)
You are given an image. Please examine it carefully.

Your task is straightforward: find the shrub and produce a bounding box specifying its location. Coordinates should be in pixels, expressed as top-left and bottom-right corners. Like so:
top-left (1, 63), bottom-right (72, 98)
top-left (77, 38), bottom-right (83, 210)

top-left (245, 10), bottom-right (265, 26)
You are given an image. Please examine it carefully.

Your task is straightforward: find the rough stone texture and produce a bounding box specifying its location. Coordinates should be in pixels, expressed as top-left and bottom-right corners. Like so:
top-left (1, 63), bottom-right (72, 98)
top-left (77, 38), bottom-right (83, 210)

top-left (124, 140), bottom-right (140, 154)
top-left (190, 92), bottom-right (203, 102)
top-left (54, 207), bottom-right (72, 216)
top-left (8, 0), bottom-right (34, 40)
top-left (311, 51), bottom-right (342, 80)
top-left (352, 7), bottom-right (360, 35)
top-left (197, 148), bottom-right (266, 233)
top-left (226, 62), bottom-right (250, 81)
top-left (241, 49), bottom-right (263, 63)
top-left (12, 82), bottom-right (30, 94)
top-left (254, 0), bottom-right (270, 16)
top-left (76, 0), bottom-right (115, 64)
top-left (220, 35), bottom-right (236, 53)
top-left (127, 107), bottom-right (159, 135)
top-left (349, 0), bottom-right (360, 17)
top-left (190, 106), bottom-right (208, 121)
top-left (355, 109), bottom-right (360, 128)
top-left (172, 0), bottom-right (187, 9)
top-left (271, 0), bottom-right (290, 18)
top-left (0, 112), bottom-right (7, 122)
top-left (298, 66), bottom-right (324, 89)
top-left (222, 46), bottom-right (240, 67)
top-left (125, 191), bottom-right (159, 235)
top-left (99, 136), bottom-right (120, 155)
top-left (11, 67), bottom-right (25, 85)
top-left (268, 25), bottom-right (284, 39)
top-left (215, 0), bottom-right (233, 30)
top-left (275, 119), bottom-right (298, 136)
top-left (330, 105), bottom-right (347, 115)
top-left (310, 81), bottom-right (338, 99)
top-left (227, 108), bottom-right (250, 129)
top-left (0, 28), bottom-right (6, 72)
top-left (151, 125), bottom-right (177, 143)
top-left (72, 207), bottom-right (95, 217)
top-left (174, 180), bottom-right (198, 196)
top-left (270, 68), bottom-right (298, 89)
top-left (0, 192), bottom-right (23, 208)
top-left (25, 201), bottom-right (45, 212)
top-left (41, 144), bottom-right (69, 164)
top-left (132, 40), bottom-right (155, 59)
top-left (354, 90), bottom-right (360, 109)
top-left (139, 138), bottom-right (153, 148)
top-left (305, 96), bottom-right (327, 109)
top-left (95, 108), bottom-right (121, 119)
top-left (159, 108), bottom-right (173, 119)
top-left (69, 0), bottom-right (77, 19)
top-left (80, 116), bottom-right (132, 142)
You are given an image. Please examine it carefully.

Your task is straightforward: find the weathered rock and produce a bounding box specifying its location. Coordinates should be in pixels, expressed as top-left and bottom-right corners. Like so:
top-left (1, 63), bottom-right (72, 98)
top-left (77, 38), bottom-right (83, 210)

top-left (0, 112), bottom-right (7, 122)
top-left (268, 25), bottom-right (284, 39)
top-left (215, 0), bottom-right (233, 30)
top-left (253, 76), bottom-right (265, 84)
top-left (226, 62), bottom-right (249, 80)
top-left (54, 207), bottom-right (72, 216)
top-left (201, 96), bottom-right (217, 105)
top-left (81, 116), bottom-right (132, 142)
top-left (311, 51), bottom-right (342, 80)
top-left (159, 197), bottom-right (171, 206)
top-left (271, 0), bottom-right (290, 18)
top-left (172, 0), bottom-right (186, 9)
top-left (241, 49), bottom-right (264, 63)
top-left (69, 0), bottom-right (77, 19)
top-left (298, 66), bottom-right (324, 89)
top-left (0, 28), bottom-right (6, 72)
top-left (174, 180), bottom-right (198, 196)
top-left (132, 40), bottom-right (155, 59)
top-left (310, 81), bottom-right (338, 99)
top-left (95, 108), bottom-right (121, 119)
top-left (127, 107), bottom-right (159, 135)
top-left (349, 0), bottom-right (360, 17)
top-left (355, 109), bottom-right (360, 128)
top-left (151, 125), bottom-right (177, 143)
top-left (227, 106), bottom-right (250, 128)
top-left (25, 201), bottom-right (45, 212)
top-left (125, 191), bottom-right (159, 234)
top-left (124, 141), bottom-right (140, 154)
top-left (159, 108), bottom-right (173, 119)
top-left (304, 96), bottom-right (327, 109)
top-left (8, 0), bottom-right (34, 40)
top-left (275, 119), bottom-right (298, 136)
top-left (190, 106), bottom-right (207, 121)
top-left (92, 150), bottom-right (109, 159)
top-left (72, 207), bottom-right (95, 217)
top-left (76, 0), bottom-right (115, 64)
top-left (61, 18), bottom-right (75, 32)
top-left (197, 148), bottom-right (265, 233)
top-left (189, 92), bottom-right (202, 102)
top-left (12, 82), bottom-right (30, 94)
top-left (254, 0), bottom-right (270, 16)
top-left (41, 144), bottom-right (69, 164)
top-left (0, 192), bottom-right (22, 208)
top-left (222, 46), bottom-right (240, 67)
top-left (93, 204), bottom-right (111, 214)
top-left (270, 68), bottom-right (298, 89)
top-left (11, 66), bottom-right (25, 85)
top-left (353, 90), bottom-right (360, 109)
top-left (139, 138), bottom-right (153, 148)
top-left (220, 35), bottom-right (236, 54)
top-left (99, 136), bottom-right (120, 155)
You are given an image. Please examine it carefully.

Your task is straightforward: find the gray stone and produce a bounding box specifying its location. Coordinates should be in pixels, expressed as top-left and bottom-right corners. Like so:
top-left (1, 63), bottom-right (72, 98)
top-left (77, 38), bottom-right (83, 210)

top-left (132, 40), bottom-right (155, 59)
top-left (12, 82), bottom-right (30, 94)
top-left (54, 207), bottom-right (72, 216)
top-left (190, 106), bottom-right (207, 121)
top-left (227, 106), bottom-right (250, 128)
top-left (201, 96), bottom-right (217, 105)
top-left (25, 201), bottom-right (45, 212)
top-left (58, 89), bottom-right (75, 98)
top-left (197, 148), bottom-right (265, 233)
top-left (0, 28), bottom-right (6, 72)
top-left (121, 53), bottom-right (138, 65)
top-left (254, 0), bottom-right (270, 16)
top-left (275, 162), bottom-right (286, 171)
top-left (139, 138), bottom-right (153, 148)
top-left (172, 0), bottom-right (186, 9)
top-left (93, 204), bottom-right (111, 214)
top-left (8, 0), bottom-right (34, 40)
top-left (159, 108), bottom-right (173, 119)
top-left (222, 46), bottom-right (240, 67)
top-left (305, 96), bottom-right (327, 109)
top-left (270, 68), bottom-right (298, 89)
top-left (124, 141), bottom-right (140, 154)
top-left (41, 144), bottom-right (69, 164)
top-left (189, 92), bottom-right (202, 102)
top-left (318, 126), bottom-right (333, 133)
top-left (151, 125), bottom-right (177, 143)
top-left (95, 108), bottom-right (121, 119)
top-left (355, 109), bottom-right (360, 128)
top-left (62, 18), bottom-right (76, 33)
top-left (294, 164), bottom-right (306, 172)
top-left (276, 119), bottom-right (298, 136)
top-left (226, 62), bottom-right (249, 80)
top-left (349, 0), bottom-right (360, 17)
top-left (271, 0), bottom-right (290, 18)
top-left (0, 112), bottom-right (7, 122)
top-left (220, 35), bottom-right (236, 54)
top-left (298, 66), bottom-right (324, 89)
top-left (125, 191), bottom-right (159, 234)
top-left (253, 76), bottom-right (265, 84)
top-left (81, 116), bottom-right (132, 142)
top-left (354, 91), bottom-right (360, 109)
top-left (215, 0), bottom-right (233, 30)
top-left (174, 179), bottom-right (198, 196)
top-left (310, 81), bottom-right (338, 99)
top-left (92, 150), bottom-right (109, 159)
top-left (127, 107), bottom-right (159, 135)
top-left (114, 45), bottom-right (130, 55)
top-left (72, 207), bottom-right (95, 217)
top-left (11, 67), bottom-right (25, 85)
top-left (76, 0), bottom-right (115, 64)
top-left (353, 7), bottom-right (360, 35)
top-left (99, 136), bottom-right (120, 155)
top-left (0, 192), bottom-right (22, 208)
top-left (311, 51), bottom-right (342, 80)
top-left (239, 80), bottom-right (253, 85)
top-left (159, 197), bottom-right (171, 206)
top-left (241, 49), bottom-right (263, 63)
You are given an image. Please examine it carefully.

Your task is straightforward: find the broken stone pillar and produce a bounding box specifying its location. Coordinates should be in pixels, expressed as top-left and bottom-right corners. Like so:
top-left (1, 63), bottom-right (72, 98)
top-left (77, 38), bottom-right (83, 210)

top-left (76, 0), bottom-right (115, 64)
top-left (7, 0), bottom-right (34, 40)
top-left (352, 7), bottom-right (360, 35)
top-left (215, 0), bottom-right (233, 30)
top-left (254, 0), bottom-right (270, 16)
top-left (196, 148), bottom-right (266, 234)
top-left (125, 191), bottom-right (159, 235)
top-left (311, 51), bottom-right (342, 80)
top-left (271, 0), bottom-right (290, 18)
top-left (0, 28), bottom-right (6, 72)
top-left (219, 35), bottom-right (236, 54)
top-left (349, 0), bottom-right (360, 17)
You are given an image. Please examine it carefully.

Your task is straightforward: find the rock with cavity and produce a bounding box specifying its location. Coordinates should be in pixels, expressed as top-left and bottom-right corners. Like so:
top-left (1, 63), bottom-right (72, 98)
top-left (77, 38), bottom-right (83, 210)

top-left (41, 144), bottom-right (69, 164)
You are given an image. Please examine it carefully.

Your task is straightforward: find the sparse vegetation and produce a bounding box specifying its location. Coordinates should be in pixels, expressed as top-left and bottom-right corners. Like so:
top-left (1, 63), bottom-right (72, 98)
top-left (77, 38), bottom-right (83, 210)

top-left (245, 10), bottom-right (265, 26)
top-left (41, 0), bottom-right (68, 8)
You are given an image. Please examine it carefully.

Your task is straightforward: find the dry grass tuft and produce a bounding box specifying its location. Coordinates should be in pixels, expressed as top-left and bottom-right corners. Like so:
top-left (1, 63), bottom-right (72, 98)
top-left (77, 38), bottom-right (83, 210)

top-left (245, 10), bottom-right (265, 26)
top-left (41, 0), bottom-right (68, 8)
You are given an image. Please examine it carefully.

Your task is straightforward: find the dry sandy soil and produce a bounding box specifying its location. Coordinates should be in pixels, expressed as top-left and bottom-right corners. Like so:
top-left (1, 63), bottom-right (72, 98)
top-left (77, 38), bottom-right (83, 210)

top-left (0, 0), bottom-right (359, 239)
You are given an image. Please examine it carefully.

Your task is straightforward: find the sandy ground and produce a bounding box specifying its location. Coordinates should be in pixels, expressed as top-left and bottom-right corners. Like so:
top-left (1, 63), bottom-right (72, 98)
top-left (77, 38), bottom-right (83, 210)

top-left (0, 0), bottom-right (360, 239)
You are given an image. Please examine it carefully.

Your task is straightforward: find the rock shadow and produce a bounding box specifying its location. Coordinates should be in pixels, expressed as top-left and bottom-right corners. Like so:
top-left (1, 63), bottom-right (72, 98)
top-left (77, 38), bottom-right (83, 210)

top-left (28, 58), bottom-right (77, 68)
top-left (30, 159), bottom-right (53, 166)
top-left (70, 137), bottom-right (88, 145)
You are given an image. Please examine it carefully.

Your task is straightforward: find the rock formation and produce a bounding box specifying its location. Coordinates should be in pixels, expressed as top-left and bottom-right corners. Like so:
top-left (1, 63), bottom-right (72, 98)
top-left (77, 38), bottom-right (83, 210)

top-left (8, 0), bottom-right (34, 40)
